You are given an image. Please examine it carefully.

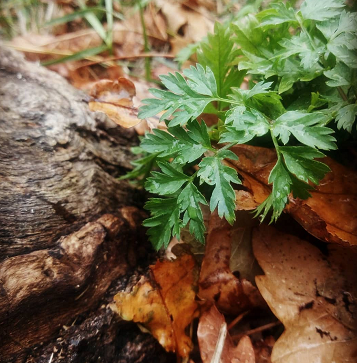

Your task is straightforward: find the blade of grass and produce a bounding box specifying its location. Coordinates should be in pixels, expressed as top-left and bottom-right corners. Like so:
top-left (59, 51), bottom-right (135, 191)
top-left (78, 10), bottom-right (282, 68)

top-left (41, 44), bottom-right (108, 66)
top-left (138, 2), bottom-right (151, 81)
top-left (45, 7), bottom-right (123, 27)
top-left (77, 0), bottom-right (107, 45)
top-left (105, 0), bottom-right (113, 50)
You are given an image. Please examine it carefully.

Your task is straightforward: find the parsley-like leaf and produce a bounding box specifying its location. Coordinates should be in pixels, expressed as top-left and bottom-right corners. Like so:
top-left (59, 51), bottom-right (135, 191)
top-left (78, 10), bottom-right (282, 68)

top-left (178, 183), bottom-right (207, 244)
top-left (258, 2), bottom-right (297, 26)
top-left (300, 0), bottom-right (345, 22)
top-left (119, 152), bottom-right (159, 182)
top-left (198, 22), bottom-right (245, 98)
top-left (220, 109), bottom-right (270, 144)
top-left (139, 64), bottom-right (218, 127)
top-left (279, 146), bottom-right (331, 184)
top-left (198, 150), bottom-right (241, 224)
top-left (324, 62), bottom-right (352, 87)
top-left (273, 111), bottom-right (337, 150)
top-left (336, 104), bottom-right (357, 132)
top-left (141, 119), bottom-right (211, 164)
top-left (145, 161), bottom-right (190, 195)
top-left (277, 33), bottom-right (324, 71)
top-left (144, 179), bottom-right (208, 248)
top-left (143, 198), bottom-right (182, 250)
top-left (129, 0), bottom-right (357, 249)
top-left (255, 159), bottom-right (292, 222)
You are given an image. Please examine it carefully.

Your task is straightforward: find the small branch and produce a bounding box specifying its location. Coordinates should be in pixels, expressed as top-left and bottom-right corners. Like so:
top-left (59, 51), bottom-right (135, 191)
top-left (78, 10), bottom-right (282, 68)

top-left (74, 53), bottom-right (174, 69)
top-left (231, 321), bottom-right (282, 342)
top-left (337, 86), bottom-right (348, 102)
top-left (227, 310), bottom-right (249, 331)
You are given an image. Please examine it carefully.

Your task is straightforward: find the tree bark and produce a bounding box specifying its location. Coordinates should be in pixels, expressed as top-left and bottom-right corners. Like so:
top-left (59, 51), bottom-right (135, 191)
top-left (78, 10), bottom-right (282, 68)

top-left (0, 45), bottom-right (171, 363)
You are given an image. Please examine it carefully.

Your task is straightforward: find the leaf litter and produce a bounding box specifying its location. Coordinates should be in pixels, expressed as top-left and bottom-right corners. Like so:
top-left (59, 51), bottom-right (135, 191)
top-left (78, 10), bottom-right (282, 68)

top-left (253, 226), bottom-right (357, 363)
top-left (114, 254), bottom-right (199, 358)
top-left (228, 144), bottom-right (357, 246)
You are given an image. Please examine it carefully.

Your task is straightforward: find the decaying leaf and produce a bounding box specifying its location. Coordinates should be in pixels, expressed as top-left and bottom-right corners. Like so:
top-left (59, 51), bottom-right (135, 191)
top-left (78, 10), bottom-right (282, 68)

top-left (229, 144), bottom-right (357, 246)
top-left (235, 190), bottom-right (260, 211)
top-left (288, 157), bottom-right (357, 247)
top-left (254, 337), bottom-right (275, 363)
top-left (113, 254), bottom-right (198, 357)
top-left (198, 305), bottom-right (255, 363)
top-left (229, 212), bottom-right (263, 284)
top-left (253, 225), bottom-right (357, 363)
top-left (89, 77), bottom-right (142, 128)
top-left (154, 0), bottom-right (214, 54)
top-left (199, 213), bottom-right (265, 315)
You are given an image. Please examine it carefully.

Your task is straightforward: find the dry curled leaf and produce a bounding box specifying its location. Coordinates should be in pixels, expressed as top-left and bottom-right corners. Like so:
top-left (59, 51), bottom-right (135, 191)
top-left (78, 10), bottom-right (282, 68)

top-left (253, 225), bottom-right (357, 363)
top-left (89, 77), bottom-right (142, 128)
top-left (198, 213), bottom-right (265, 315)
top-left (113, 254), bottom-right (198, 357)
top-left (198, 305), bottom-right (255, 363)
top-left (228, 145), bottom-right (357, 246)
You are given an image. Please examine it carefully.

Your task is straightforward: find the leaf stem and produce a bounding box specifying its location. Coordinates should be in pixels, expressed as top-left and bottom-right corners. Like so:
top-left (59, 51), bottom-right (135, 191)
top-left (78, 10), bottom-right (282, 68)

top-left (337, 86), bottom-right (348, 102)
top-left (219, 142), bottom-right (236, 151)
top-left (139, 3), bottom-right (151, 81)
top-left (297, 14), bottom-right (316, 51)
top-left (351, 69), bottom-right (357, 99)
top-left (270, 128), bottom-right (281, 160)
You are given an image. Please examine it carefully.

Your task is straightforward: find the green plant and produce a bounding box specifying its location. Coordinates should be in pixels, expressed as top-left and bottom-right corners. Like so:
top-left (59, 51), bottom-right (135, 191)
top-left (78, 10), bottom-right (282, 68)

top-left (127, 0), bottom-right (357, 250)
top-left (0, 0), bottom-right (54, 38)
top-left (42, 0), bottom-right (123, 66)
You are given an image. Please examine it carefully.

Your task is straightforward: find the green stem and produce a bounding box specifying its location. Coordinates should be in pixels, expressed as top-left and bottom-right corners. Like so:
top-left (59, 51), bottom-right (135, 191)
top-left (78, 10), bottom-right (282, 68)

top-left (351, 69), bottom-right (357, 99)
top-left (139, 3), bottom-right (151, 81)
top-left (189, 170), bottom-right (198, 182)
top-left (297, 14), bottom-right (316, 50)
top-left (105, 0), bottom-right (113, 53)
top-left (270, 128), bottom-right (281, 160)
top-left (219, 142), bottom-right (236, 151)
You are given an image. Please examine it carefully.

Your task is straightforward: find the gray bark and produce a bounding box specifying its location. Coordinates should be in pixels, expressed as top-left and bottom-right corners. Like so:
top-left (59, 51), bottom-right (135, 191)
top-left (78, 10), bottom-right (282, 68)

top-left (0, 45), bottom-right (170, 362)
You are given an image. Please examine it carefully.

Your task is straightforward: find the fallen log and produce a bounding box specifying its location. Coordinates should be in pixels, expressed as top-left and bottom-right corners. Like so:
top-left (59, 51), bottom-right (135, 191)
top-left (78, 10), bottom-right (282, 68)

top-left (0, 45), bottom-right (172, 362)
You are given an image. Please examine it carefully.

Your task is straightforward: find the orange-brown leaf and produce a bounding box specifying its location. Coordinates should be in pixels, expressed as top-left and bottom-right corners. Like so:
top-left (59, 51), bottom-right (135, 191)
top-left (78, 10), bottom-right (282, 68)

top-left (198, 305), bottom-right (255, 363)
top-left (198, 213), bottom-right (265, 315)
top-left (253, 225), bottom-right (357, 363)
top-left (88, 77), bottom-right (142, 128)
top-left (229, 145), bottom-right (357, 246)
top-left (114, 254), bottom-right (198, 357)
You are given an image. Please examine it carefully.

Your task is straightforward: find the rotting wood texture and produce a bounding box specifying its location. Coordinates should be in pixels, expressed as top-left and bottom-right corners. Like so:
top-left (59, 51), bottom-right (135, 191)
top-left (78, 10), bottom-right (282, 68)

top-left (0, 45), bottom-right (171, 363)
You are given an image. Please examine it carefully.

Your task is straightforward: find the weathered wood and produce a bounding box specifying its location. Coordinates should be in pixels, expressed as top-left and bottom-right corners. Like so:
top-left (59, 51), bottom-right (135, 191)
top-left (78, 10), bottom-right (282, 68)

top-left (0, 45), bottom-right (164, 362)
top-left (0, 44), bottom-right (142, 260)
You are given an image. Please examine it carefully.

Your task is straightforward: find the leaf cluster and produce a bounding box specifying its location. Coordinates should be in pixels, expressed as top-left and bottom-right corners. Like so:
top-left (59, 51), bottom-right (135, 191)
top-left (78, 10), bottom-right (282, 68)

top-left (129, 2), bottom-right (357, 249)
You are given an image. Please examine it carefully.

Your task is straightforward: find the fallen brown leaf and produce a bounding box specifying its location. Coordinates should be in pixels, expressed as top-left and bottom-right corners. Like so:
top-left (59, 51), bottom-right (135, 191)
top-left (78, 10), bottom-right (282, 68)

top-left (113, 254), bottom-right (198, 357)
top-left (155, 0), bottom-right (214, 54)
top-left (229, 144), bottom-right (357, 246)
top-left (198, 212), bottom-right (265, 315)
top-left (254, 337), bottom-right (274, 363)
top-left (198, 304), bottom-right (255, 363)
top-left (88, 77), bottom-right (142, 128)
top-left (235, 190), bottom-right (260, 211)
top-left (253, 225), bottom-right (357, 363)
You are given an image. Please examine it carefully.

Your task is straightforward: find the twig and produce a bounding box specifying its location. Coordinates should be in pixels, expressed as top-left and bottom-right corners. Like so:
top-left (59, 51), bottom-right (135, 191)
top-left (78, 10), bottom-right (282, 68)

top-left (231, 321), bottom-right (282, 341)
top-left (337, 86), bottom-right (348, 102)
top-left (74, 53), bottom-right (175, 69)
top-left (227, 310), bottom-right (249, 331)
